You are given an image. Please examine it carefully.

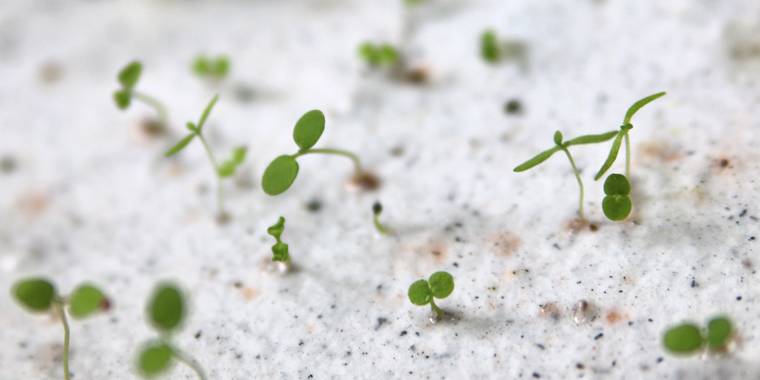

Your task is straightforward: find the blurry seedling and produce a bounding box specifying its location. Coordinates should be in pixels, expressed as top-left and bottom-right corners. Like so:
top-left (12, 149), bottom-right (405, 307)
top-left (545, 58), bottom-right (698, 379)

top-left (261, 109), bottom-right (366, 196)
top-left (404, 0), bottom-right (426, 5)
top-left (372, 201), bottom-right (391, 235)
top-left (136, 283), bottom-right (206, 380)
top-left (267, 216), bottom-right (291, 265)
top-left (164, 95), bottom-right (247, 218)
top-left (478, 29), bottom-right (528, 66)
top-left (408, 271), bottom-right (455, 322)
top-left (113, 61), bottom-right (169, 129)
top-left (514, 130), bottom-right (618, 220)
top-left (663, 316), bottom-right (734, 356)
top-left (192, 54), bottom-right (231, 82)
top-left (12, 278), bottom-right (109, 380)
top-left (359, 42), bottom-right (400, 68)
top-left (480, 29), bottom-right (501, 63)
top-left (594, 92), bottom-right (667, 180)
top-left (602, 173), bottom-right (632, 221)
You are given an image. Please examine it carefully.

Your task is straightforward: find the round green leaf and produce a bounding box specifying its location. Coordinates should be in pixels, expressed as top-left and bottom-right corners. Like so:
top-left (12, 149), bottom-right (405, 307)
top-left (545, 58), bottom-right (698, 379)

top-left (113, 90), bottom-right (131, 109)
top-left (428, 271), bottom-right (455, 299)
top-left (408, 280), bottom-right (431, 306)
top-left (118, 61), bottom-right (142, 89)
top-left (12, 278), bottom-right (56, 313)
top-left (663, 323), bottom-right (703, 354)
top-left (602, 195), bottom-right (632, 221)
top-left (553, 130), bottom-right (563, 145)
top-left (147, 284), bottom-right (184, 333)
top-left (603, 174), bottom-right (631, 195)
top-left (69, 284), bottom-right (106, 319)
top-left (261, 155), bottom-right (299, 196)
top-left (293, 110), bottom-right (325, 150)
top-left (706, 316), bottom-right (733, 350)
top-left (137, 341), bottom-right (174, 377)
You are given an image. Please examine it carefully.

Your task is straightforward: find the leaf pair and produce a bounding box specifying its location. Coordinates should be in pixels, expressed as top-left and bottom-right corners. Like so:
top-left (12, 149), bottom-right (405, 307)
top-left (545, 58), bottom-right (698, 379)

top-left (113, 61), bottom-right (143, 109)
top-left (358, 42), bottom-right (400, 67)
top-left (513, 130), bottom-right (617, 172)
top-left (12, 278), bottom-right (108, 319)
top-left (408, 272), bottom-right (455, 306)
top-left (165, 95), bottom-right (220, 157)
top-left (601, 174), bottom-right (632, 221)
top-left (663, 316), bottom-right (733, 355)
top-left (192, 54), bottom-right (230, 81)
top-left (137, 283), bottom-right (188, 378)
top-left (267, 216), bottom-right (290, 262)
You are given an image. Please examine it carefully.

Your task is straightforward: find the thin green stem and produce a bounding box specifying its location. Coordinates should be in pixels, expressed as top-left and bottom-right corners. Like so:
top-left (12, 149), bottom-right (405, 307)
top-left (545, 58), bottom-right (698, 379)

top-left (171, 346), bottom-right (207, 380)
top-left (624, 132), bottom-right (631, 179)
top-left (373, 214), bottom-right (390, 235)
top-left (429, 299), bottom-right (443, 321)
top-left (561, 147), bottom-right (585, 220)
top-left (293, 148), bottom-right (363, 175)
top-left (132, 91), bottom-right (169, 127)
top-left (54, 300), bottom-right (71, 380)
top-left (196, 133), bottom-right (224, 214)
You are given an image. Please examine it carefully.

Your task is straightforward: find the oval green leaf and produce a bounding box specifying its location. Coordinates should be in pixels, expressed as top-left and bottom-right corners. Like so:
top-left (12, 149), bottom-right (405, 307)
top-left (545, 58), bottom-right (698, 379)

top-left (663, 323), bottom-right (703, 354)
top-left (624, 92), bottom-right (666, 124)
top-left (137, 341), bottom-right (174, 377)
top-left (217, 161), bottom-right (237, 178)
top-left (12, 278), bottom-right (56, 313)
top-left (118, 61), bottom-right (142, 89)
top-left (706, 316), bottom-right (732, 350)
top-left (602, 195), bottom-right (632, 221)
top-left (603, 174), bottom-right (631, 196)
top-left (408, 279), bottom-right (432, 306)
top-left (593, 132), bottom-right (623, 180)
top-left (262, 155), bottom-right (299, 196)
top-left (513, 146), bottom-right (560, 172)
top-left (147, 284), bottom-right (184, 333)
top-left (428, 271), bottom-right (454, 299)
top-left (293, 110), bottom-right (325, 150)
top-left (113, 90), bottom-right (131, 110)
top-left (69, 284), bottom-right (106, 319)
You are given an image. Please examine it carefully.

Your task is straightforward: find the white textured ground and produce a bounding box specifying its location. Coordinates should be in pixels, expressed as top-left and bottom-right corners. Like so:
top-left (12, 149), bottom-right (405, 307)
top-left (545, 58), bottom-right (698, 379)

top-left (2, 0), bottom-right (760, 379)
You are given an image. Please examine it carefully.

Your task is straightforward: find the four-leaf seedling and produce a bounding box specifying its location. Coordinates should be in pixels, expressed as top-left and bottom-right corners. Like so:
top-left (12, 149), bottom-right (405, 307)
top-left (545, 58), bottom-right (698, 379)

top-left (267, 216), bottom-right (291, 267)
top-left (408, 271), bottom-right (455, 322)
top-left (192, 54), bottom-right (231, 82)
top-left (136, 283), bottom-right (206, 379)
top-left (12, 278), bottom-right (109, 380)
top-left (663, 316), bottom-right (734, 356)
top-left (113, 61), bottom-right (169, 129)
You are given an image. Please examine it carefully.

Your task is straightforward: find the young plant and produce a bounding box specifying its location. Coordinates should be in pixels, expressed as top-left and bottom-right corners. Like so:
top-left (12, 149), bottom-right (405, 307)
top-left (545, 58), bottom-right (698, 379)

top-left (164, 95), bottom-right (247, 217)
top-left (408, 271), bottom-right (455, 321)
top-left (358, 42), bottom-right (400, 68)
top-left (602, 173), bottom-right (632, 221)
top-left (663, 316), bottom-right (734, 356)
top-left (113, 61), bottom-right (169, 128)
top-left (372, 201), bottom-right (391, 235)
top-left (513, 130), bottom-right (618, 220)
top-left (192, 54), bottom-right (231, 81)
top-left (594, 92), bottom-right (667, 181)
top-left (267, 216), bottom-right (290, 264)
top-left (261, 109), bottom-right (364, 196)
top-left (12, 278), bottom-right (109, 380)
top-left (136, 283), bottom-right (206, 379)
top-left (480, 29), bottom-right (501, 63)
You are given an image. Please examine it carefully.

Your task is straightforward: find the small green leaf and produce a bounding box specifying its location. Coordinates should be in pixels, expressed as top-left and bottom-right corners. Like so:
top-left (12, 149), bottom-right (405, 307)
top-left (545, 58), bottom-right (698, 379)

top-left (213, 56), bottom-right (230, 77)
top-left (513, 146), bottom-right (561, 172)
top-left (164, 133), bottom-right (196, 157)
top-left (293, 110), bottom-right (325, 150)
top-left (192, 56), bottom-right (210, 76)
top-left (113, 90), bottom-right (131, 109)
top-left (267, 216), bottom-right (285, 240)
top-left (480, 29), bottom-right (500, 63)
top-left (147, 283), bottom-right (184, 333)
top-left (408, 280), bottom-right (432, 306)
top-left (359, 42), bottom-right (380, 66)
top-left (564, 130), bottom-right (618, 146)
top-left (231, 146), bottom-right (247, 165)
top-left (663, 323), bottom-right (703, 354)
top-left (706, 316), bottom-right (733, 350)
top-left (217, 161), bottom-right (237, 178)
top-left (217, 146), bottom-right (247, 177)
top-left (602, 195), bottom-right (632, 221)
top-left (185, 122), bottom-right (198, 133)
top-left (12, 278), bottom-right (56, 313)
top-left (624, 92), bottom-right (666, 124)
top-left (69, 284), bottom-right (106, 319)
top-left (553, 131), bottom-right (563, 145)
top-left (271, 242), bottom-right (290, 262)
top-left (196, 95), bottom-right (219, 133)
top-left (428, 271), bottom-right (454, 299)
top-left (603, 174), bottom-right (631, 196)
top-left (137, 341), bottom-right (174, 377)
top-left (594, 132), bottom-right (623, 180)
top-left (378, 44), bottom-right (399, 65)
top-left (262, 155), bottom-right (299, 196)
top-left (118, 61), bottom-right (142, 89)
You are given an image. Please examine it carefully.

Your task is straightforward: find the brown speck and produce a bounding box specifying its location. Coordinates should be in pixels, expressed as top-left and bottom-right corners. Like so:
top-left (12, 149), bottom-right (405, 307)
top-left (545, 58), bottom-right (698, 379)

top-left (605, 309), bottom-right (625, 324)
top-left (403, 66), bottom-right (429, 85)
top-left (565, 218), bottom-right (592, 234)
top-left (130, 118), bottom-right (167, 142)
top-left (241, 287), bottom-right (258, 301)
top-left (539, 303), bottom-right (561, 321)
top-left (742, 259), bottom-right (753, 269)
top-left (17, 191), bottom-right (49, 217)
top-left (589, 223), bottom-right (599, 232)
top-left (489, 231), bottom-right (522, 256)
top-left (347, 171), bottom-right (381, 192)
top-left (390, 145), bottom-right (405, 157)
top-left (39, 61), bottom-right (63, 84)
top-left (572, 300), bottom-right (593, 324)
top-left (638, 141), bottom-right (682, 164)
top-left (216, 211), bottom-right (232, 225)
top-left (99, 298), bottom-right (112, 312)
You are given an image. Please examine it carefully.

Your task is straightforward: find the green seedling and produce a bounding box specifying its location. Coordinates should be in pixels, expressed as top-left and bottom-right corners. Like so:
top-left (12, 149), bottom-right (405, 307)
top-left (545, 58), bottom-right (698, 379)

top-left (480, 29), bottom-right (501, 63)
top-left (372, 201), bottom-right (391, 235)
top-left (602, 173), bottom-right (632, 221)
top-left (136, 283), bottom-right (206, 379)
top-left (267, 216), bottom-right (290, 264)
top-left (12, 278), bottom-right (109, 380)
top-left (514, 130), bottom-right (618, 220)
top-left (663, 316), bottom-right (734, 356)
top-left (594, 92), bottom-right (667, 180)
top-left (165, 95), bottom-right (247, 217)
top-left (359, 42), bottom-right (400, 68)
top-left (113, 61), bottom-right (169, 128)
top-left (261, 109), bottom-right (364, 196)
top-left (404, 0), bottom-right (426, 5)
top-left (192, 54), bottom-right (230, 81)
top-left (408, 271), bottom-right (455, 321)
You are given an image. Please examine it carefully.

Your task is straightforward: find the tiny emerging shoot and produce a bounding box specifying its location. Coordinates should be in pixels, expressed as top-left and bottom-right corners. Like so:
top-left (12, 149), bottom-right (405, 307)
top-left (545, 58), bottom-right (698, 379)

top-left (359, 42), bottom-right (400, 68)
top-left (594, 92), bottom-right (666, 181)
top-left (192, 54), bottom-right (231, 82)
top-left (267, 216), bottom-right (291, 265)
top-left (261, 110), bottom-right (365, 196)
top-left (480, 29), bottom-right (501, 63)
top-left (113, 61), bottom-right (169, 129)
top-left (514, 129), bottom-right (618, 220)
top-left (372, 201), bottom-right (391, 236)
top-left (602, 173), bottom-right (632, 221)
top-left (164, 95), bottom-right (247, 218)
top-left (137, 283), bottom-right (206, 380)
top-left (663, 316), bottom-right (734, 356)
top-left (408, 271), bottom-right (455, 322)
top-left (12, 278), bottom-right (109, 380)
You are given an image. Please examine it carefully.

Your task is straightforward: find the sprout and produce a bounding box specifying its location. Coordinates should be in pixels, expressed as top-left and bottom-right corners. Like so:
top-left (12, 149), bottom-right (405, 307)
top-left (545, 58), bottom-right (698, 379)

top-left (164, 95), bottom-right (247, 218)
top-left (136, 283), bottom-right (206, 380)
top-left (663, 316), bottom-right (734, 356)
top-left (602, 174), bottom-right (632, 221)
top-left (372, 201), bottom-right (391, 236)
top-left (408, 271), bottom-right (455, 321)
top-left (261, 110), bottom-right (364, 196)
top-left (267, 216), bottom-right (290, 264)
top-left (113, 61), bottom-right (169, 128)
top-left (11, 278), bottom-right (109, 380)
top-left (480, 29), bottom-right (501, 63)
top-left (192, 54), bottom-right (231, 81)
top-left (358, 42), bottom-right (400, 68)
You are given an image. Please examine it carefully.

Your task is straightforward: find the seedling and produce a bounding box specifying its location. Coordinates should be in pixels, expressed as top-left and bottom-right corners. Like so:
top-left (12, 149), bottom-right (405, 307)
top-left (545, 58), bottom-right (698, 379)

top-left (404, 0), bottom-right (426, 5)
top-left (513, 130), bottom-right (618, 220)
top-left (11, 278), bottom-right (109, 380)
top-left (480, 29), bottom-right (501, 63)
top-left (594, 92), bottom-right (667, 180)
top-left (408, 271), bottom-right (455, 321)
top-left (477, 29), bottom-right (527, 66)
top-left (261, 109), bottom-right (364, 196)
top-left (372, 201), bottom-right (391, 235)
top-left (192, 54), bottom-right (230, 81)
top-left (663, 316), bottom-right (734, 356)
top-left (164, 95), bottom-right (247, 217)
top-left (602, 173), bottom-right (632, 221)
top-left (359, 42), bottom-right (400, 68)
top-left (113, 61), bottom-right (169, 128)
top-left (267, 216), bottom-right (290, 264)
top-left (136, 283), bottom-right (206, 379)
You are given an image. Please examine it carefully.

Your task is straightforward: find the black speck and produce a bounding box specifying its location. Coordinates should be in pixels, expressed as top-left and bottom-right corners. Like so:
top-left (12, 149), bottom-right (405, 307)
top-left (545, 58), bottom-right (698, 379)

top-left (690, 278), bottom-right (698, 288)
top-left (594, 333), bottom-right (604, 340)
top-left (532, 372), bottom-right (541, 379)
top-left (740, 209), bottom-right (748, 217)
top-left (400, 330), bottom-right (408, 337)
top-left (656, 357), bottom-right (663, 363)
top-left (305, 199), bottom-right (322, 213)
top-left (504, 99), bottom-right (523, 115)
top-left (576, 363), bottom-right (584, 370)
top-left (0, 156), bottom-right (16, 174)
top-left (194, 330), bottom-right (202, 339)
top-left (736, 296), bottom-right (742, 301)
top-left (298, 340), bottom-right (304, 346)
top-left (375, 317), bottom-right (388, 331)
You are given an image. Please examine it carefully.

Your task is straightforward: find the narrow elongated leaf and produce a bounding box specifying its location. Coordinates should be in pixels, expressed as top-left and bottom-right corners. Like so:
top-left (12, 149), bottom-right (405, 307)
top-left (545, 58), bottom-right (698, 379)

top-left (164, 133), bottom-right (196, 157)
top-left (564, 130), bottom-right (618, 146)
top-left (196, 95), bottom-right (219, 133)
top-left (217, 161), bottom-right (237, 177)
top-left (593, 132), bottom-right (623, 180)
top-left (513, 146), bottom-right (560, 172)
top-left (623, 92), bottom-right (666, 124)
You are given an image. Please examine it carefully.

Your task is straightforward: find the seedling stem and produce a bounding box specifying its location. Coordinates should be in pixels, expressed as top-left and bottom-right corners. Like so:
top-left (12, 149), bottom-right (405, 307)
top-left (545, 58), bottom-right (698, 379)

top-left (292, 148), bottom-right (362, 175)
top-left (132, 91), bottom-right (169, 127)
top-left (172, 346), bottom-right (208, 380)
top-left (196, 132), bottom-right (224, 212)
top-left (54, 300), bottom-right (71, 380)
top-left (560, 147), bottom-right (585, 220)
top-left (429, 299), bottom-right (443, 320)
top-left (624, 132), bottom-right (631, 179)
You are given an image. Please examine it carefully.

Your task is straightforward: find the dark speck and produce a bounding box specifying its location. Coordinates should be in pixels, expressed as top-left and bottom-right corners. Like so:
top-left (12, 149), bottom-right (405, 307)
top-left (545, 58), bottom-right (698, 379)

top-left (195, 330), bottom-right (202, 339)
top-left (306, 199), bottom-right (322, 213)
top-left (375, 317), bottom-right (388, 331)
top-left (504, 99), bottom-right (523, 115)
top-left (532, 372), bottom-right (541, 379)
top-left (576, 363), bottom-right (585, 369)
top-left (0, 156), bottom-right (16, 174)
top-left (400, 330), bottom-right (408, 337)
top-left (594, 333), bottom-right (604, 340)
top-left (736, 296), bottom-right (742, 301)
